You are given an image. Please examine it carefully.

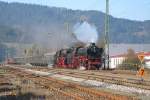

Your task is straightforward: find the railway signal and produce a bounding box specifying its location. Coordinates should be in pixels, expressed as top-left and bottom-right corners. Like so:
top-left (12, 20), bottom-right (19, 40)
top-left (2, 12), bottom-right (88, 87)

top-left (137, 53), bottom-right (145, 81)
top-left (139, 67), bottom-right (145, 76)
top-left (137, 67), bottom-right (145, 81)
top-left (138, 53), bottom-right (145, 63)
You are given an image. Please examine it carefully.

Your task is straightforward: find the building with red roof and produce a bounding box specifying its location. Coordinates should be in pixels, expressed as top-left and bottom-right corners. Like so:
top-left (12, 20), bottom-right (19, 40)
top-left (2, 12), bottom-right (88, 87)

top-left (109, 52), bottom-right (150, 69)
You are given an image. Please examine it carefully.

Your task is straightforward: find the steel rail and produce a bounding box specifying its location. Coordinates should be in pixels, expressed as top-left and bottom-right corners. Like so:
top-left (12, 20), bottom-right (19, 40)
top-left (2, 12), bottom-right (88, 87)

top-left (29, 67), bottom-right (150, 90)
top-left (4, 66), bottom-right (136, 100)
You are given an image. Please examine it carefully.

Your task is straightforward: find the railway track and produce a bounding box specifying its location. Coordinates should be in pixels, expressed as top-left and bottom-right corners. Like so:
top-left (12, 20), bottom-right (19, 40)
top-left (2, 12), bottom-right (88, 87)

top-left (3, 66), bottom-right (136, 100)
top-left (29, 67), bottom-right (150, 90)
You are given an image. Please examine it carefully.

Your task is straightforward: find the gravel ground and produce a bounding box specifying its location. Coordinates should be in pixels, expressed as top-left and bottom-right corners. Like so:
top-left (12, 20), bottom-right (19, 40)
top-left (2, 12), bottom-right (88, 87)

top-left (22, 68), bottom-right (150, 96)
top-left (80, 80), bottom-right (150, 96)
top-left (0, 68), bottom-right (74, 100)
top-left (6, 65), bottom-right (150, 100)
top-left (27, 70), bottom-right (150, 99)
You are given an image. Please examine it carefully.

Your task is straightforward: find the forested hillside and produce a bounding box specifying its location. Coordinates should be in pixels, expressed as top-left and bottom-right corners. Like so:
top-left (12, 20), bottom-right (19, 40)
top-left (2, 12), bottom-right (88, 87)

top-left (0, 1), bottom-right (150, 43)
top-left (0, 1), bottom-right (150, 62)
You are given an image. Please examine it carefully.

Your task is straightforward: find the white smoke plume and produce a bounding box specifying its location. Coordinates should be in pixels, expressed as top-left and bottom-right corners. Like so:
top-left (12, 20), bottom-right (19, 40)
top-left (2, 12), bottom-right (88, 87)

top-left (73, 21), bottom-right (98, 43)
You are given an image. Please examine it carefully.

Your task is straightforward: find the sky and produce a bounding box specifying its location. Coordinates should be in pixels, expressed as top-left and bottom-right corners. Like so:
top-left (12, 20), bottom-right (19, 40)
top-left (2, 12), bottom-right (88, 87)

top-left (1, 0), bottom-right (150, 21)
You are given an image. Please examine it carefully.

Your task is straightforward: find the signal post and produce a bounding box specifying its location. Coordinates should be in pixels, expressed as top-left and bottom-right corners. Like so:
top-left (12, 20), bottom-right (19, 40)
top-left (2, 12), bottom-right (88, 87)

top-left (137, 53), bottom-right (145, 81)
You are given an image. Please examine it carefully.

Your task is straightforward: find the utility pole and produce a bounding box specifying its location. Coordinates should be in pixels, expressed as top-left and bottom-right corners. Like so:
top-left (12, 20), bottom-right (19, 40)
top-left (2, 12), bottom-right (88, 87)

top-left (6, 34), bottom-right (9, 63)
top-left (104, 0), bottom-right (110, 69)
top-left (65, 9), bottom-right (70, 34)
top-left (65, 22), bottom-right (69, 34)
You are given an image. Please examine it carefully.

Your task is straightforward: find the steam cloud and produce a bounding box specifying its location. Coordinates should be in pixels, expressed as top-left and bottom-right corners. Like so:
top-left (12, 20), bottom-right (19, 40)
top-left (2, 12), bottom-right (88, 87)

top-left (73, 21), bottom-right (98, 43)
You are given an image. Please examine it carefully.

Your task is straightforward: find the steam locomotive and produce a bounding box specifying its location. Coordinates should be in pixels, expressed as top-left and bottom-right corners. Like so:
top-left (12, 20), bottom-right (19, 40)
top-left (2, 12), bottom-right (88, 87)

top-left (54, 43), bottom-right (104, 70)
top-left (6, 43), bottom-right (104, 70)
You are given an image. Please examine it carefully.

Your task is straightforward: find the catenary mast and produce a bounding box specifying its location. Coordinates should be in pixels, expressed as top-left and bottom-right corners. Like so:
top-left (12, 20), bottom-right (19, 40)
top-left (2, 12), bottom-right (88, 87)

top-left (104, 0), bottom-right (110, 69)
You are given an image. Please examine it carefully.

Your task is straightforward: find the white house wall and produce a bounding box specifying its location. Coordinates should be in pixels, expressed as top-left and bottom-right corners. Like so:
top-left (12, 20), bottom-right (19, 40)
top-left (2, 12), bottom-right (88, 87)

top-left (110, 57), bottom-right (125, 69)
top-left (145, 56), bottom-right (150, 68)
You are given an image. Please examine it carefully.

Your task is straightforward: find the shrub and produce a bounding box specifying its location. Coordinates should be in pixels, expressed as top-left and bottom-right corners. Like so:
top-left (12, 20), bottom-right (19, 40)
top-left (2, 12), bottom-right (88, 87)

top-left (119, 49), bottom-right (141, 70)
